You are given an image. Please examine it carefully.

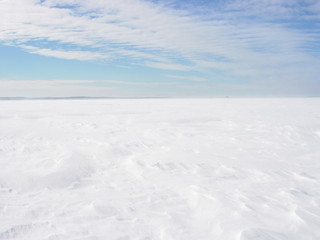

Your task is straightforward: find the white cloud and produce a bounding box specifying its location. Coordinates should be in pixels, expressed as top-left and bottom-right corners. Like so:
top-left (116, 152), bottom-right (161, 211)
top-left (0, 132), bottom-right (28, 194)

top-left (0, 0), bottom-right (319, 85)
top-left (167, 75), bottom-right (207, 82)
top-left (0, 79), bottom-right (181, 97)
top-left (145, 62), bottom-right (192, 71)
top-left (22, 46), bottom-right (107, 60)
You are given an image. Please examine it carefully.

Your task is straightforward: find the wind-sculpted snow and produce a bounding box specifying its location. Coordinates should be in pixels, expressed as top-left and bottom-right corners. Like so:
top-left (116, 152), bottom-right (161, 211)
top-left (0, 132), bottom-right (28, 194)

top-left (0, 98), bottom-right (320, 240)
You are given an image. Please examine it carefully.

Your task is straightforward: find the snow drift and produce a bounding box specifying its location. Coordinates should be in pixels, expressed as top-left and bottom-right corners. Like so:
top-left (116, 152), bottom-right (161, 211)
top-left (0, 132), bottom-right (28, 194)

top-left (0, 98), bottom-right (320, 240)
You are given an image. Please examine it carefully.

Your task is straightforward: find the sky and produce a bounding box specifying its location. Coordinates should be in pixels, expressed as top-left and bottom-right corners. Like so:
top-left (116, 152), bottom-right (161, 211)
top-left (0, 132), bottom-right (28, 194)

top-left (0, 0), bottom-right (320, 97)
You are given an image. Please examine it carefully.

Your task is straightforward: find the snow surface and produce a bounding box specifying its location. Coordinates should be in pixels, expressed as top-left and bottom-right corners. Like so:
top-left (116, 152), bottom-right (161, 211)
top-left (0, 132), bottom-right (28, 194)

top-left (0, 98), bottom-right (320, 240)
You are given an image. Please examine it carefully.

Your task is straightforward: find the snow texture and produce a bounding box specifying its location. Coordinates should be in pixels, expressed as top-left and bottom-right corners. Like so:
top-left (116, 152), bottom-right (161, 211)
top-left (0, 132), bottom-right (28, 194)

top-left (0, 98), bottom-right (320, 240)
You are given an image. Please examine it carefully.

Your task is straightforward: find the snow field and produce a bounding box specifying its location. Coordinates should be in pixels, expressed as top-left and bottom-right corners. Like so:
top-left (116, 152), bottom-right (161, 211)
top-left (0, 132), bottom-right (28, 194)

top-left (0, 98), bottom-right (320, 240)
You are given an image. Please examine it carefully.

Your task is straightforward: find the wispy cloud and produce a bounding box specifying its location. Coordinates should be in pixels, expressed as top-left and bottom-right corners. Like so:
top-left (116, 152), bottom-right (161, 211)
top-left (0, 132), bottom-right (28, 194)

top-left (0, 0), bottom-right (320, 92)
top-left (145, 62), bottom-right (192, 71)
top-left (223, 0), bottom-right (320, 20)
top-left (167, 75), bottom-right (207, 82)
top-left (0, 79), bottom-right (180, 97)
top-left (22, 46), bottom-right (107, 60)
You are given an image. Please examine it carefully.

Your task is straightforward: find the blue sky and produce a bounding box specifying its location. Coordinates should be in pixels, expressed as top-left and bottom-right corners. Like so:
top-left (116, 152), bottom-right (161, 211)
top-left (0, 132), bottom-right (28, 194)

top-left (0, 0), bottom-right (320, 97)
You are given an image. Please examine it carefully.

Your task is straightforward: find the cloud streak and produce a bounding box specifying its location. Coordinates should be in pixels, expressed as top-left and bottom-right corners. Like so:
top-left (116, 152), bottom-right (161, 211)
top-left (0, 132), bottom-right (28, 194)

top-left (0, 79), bottom-right (179, 97)
top-left (0, 0), bottom-right (320, 93)
top-left (167, 75), bottom-right (207, 82)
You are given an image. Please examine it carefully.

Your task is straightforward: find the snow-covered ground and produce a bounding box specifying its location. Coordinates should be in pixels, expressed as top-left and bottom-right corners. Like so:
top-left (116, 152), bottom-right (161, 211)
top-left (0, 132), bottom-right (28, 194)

top-left (0, 98), bottom-right (320, 240)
